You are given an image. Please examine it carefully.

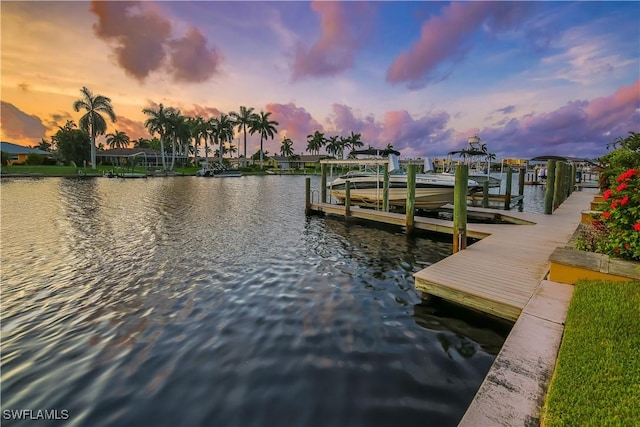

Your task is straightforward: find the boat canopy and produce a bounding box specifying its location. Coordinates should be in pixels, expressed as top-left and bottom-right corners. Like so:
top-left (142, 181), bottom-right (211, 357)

top-left (349, 148), bottom-right (401, 157)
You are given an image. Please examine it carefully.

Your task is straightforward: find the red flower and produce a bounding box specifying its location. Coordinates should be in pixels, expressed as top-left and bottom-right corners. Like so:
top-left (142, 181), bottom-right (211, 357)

top-left (603, 189), bottom-right (613, 200)
top-left (624, 243), bottom-right (631, 250)
top-left (617, 169), bottom-right (638, 182)
top-left (620, 196), bottom-right (629, 206)
top-left (617, 182), bottom-right (628, 192)
top-left (634, 223), bottom-right (640, 231)
top-left (602, 211), bottom-right (611, 219)
top-left (611, 201), bottom-right (618, 209)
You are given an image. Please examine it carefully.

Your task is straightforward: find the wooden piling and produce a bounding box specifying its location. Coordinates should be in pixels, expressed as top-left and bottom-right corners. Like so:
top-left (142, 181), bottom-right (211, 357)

top-left (406, 164), bottom-right (416, 233)
top-left (553, 161), bottom-right (564, 210)
top-left (383, 163), bottom-right (390, 212)
top-left (544, 159), bottom-right (556, 214)
top-left (482, 181), bottom-right (489, 208)
top-left (320, 163), bottom-right (327, 203)
top-left (570, 163), bottom-right (576, 195)
top-left (345, 180), bottom-right (351, 218)
top-left (518, 167), bottom-right (526, 196)
top-left (453, 164), bottom-right (468, 253)
top-left (305, 177), bottom-right (311, 215)
top-left (504, 167), bottom-right (513, 210)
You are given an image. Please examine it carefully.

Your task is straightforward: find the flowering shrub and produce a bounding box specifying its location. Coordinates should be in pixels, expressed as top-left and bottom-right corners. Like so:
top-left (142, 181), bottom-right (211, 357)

top-left (586, 168), bottom-right (639, 261)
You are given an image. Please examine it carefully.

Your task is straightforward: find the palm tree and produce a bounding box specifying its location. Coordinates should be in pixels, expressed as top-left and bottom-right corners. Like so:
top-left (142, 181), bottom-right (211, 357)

top-left (215, 113), bottom-right (235, 164)
top-left (345, 131), bottom-right (363, 155)
top-left (306, 130), bottom-right (326, 155)
top-left (73, 86), bottom-right (116, 170)
top-left (230, 106), bottom-right (257, 160)
top-left (326, 136), bottom-right (341, 158)
top-left (133, 137), bottom-right (151, 148)
top-left (165, 109), bottom-right (188, 170)
top-left (249, 111), bottom-right (279, 169)
top-left (106, 130), bottom-right (130, 149)
top-left (280, 137), bottom-right (294, 157)
top-left (188, 116), bottom-right (207, 166)
top-left (143, 103), bottom-right (170, 170)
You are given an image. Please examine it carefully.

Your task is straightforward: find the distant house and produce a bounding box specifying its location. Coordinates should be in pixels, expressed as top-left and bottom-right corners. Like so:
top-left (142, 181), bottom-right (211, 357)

top-left (271, 154), bottom-right (325, 169)
top-left (97, 148), bottom-right (185, 169)
top-left (0, 142), bottom-right (52, 165)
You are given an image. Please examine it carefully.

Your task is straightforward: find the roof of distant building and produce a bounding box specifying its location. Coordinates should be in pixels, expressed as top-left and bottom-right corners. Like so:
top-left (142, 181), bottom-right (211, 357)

top-left (1, 141), bottom-right (51, 156)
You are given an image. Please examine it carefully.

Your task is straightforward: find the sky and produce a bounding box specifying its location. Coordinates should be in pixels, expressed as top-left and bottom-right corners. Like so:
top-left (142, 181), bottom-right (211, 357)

top-left (1, 1), bottom-right (639, 160)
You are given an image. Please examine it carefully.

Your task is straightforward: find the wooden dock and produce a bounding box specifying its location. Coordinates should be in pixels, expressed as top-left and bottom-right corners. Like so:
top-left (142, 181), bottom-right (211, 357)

top-left (309, 202), bottom-right (532, 239)
top-left (413, 191), bottom-right (594, 321)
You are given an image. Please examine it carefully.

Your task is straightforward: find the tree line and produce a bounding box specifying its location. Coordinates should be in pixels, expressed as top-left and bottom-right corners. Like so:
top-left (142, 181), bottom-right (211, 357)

top-left (34, 87), bottom-right (369, 171)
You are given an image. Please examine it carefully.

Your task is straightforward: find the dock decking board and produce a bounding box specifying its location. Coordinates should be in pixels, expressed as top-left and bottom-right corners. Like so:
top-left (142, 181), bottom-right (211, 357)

top-left (414, 191), bottom-right (594, 320)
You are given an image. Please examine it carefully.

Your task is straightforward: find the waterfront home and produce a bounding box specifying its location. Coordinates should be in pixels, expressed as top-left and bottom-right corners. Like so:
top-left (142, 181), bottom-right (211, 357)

top-left (1, 141), bottom-right (52, 165)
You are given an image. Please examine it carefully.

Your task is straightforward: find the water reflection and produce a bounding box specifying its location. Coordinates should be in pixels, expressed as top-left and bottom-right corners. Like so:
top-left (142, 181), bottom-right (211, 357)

top-left (1, 176), bottom-right (511, 427)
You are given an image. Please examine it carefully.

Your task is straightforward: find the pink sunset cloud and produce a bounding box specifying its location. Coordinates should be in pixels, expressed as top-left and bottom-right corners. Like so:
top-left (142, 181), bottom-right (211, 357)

top-left (183, 105), bottom-right (224, 119)
top-left (114, 116), bottom-right (148, 141)
top-left (291, 1), bottom-right (374, 80)
top-left (91, 1), bottom-right (171, 81)
top-left (329, 104), bottom-right (381, 144)
top-left (90, 1), bottom-right (222, 83)
top-left (168, 27), bottom-right (224, 83)
top-left (386, 2), bottom-right (532, 88)
top-left (0, 101), bottom-right (47, 143)
top-left (476, 79), bottom-right (640, 158)
top-left (266, 103), bottom-right (323, 152)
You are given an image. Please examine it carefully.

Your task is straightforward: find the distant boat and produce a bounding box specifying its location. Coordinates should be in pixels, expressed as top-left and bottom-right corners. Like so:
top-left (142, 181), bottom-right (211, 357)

top-left (327, 151), bottom-right (479, 210)
top-left (196, 165), bottom-right (242, 178)
top-left (442, 135), bottom-right (501, 188)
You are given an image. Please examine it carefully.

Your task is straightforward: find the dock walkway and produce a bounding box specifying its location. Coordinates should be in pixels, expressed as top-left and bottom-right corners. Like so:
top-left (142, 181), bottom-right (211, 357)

top-left (413, 191), bottom-right (593, 321)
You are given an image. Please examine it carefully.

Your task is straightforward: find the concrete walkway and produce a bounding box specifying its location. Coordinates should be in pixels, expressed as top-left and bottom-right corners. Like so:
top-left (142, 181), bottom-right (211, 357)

top-left (459, 280), bottom-right (574, 426)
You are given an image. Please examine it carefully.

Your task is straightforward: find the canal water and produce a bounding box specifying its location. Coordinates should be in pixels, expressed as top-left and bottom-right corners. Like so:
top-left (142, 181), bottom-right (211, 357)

top-left (1, 176), bottom-right (511, 427)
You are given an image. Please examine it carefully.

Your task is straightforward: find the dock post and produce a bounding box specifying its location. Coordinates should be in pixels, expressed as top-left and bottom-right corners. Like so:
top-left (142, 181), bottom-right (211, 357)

top-left (504, 167), bottom-right (513, 210)
top-left (406, 164), bottom-right (416, 233)
top-left (320, 163), bottom-right (327, 203)
top-left (383, 163), bottom-right (390, 212)
top-left (544, 159), bottom-right (556, 214)
top-left (305, 177), bottom-right (311, 215)
top-left (518, 167), bottom-right (526, 196)
top-left (570, 163), bottom-right (577, 195)
top-left (553, 161), bottom-right (564, 210)
top-left (482, 181), bottom-right (489, 208)
top-left (453, 164), bottom-right (468, 253)
top-left (345, 180), bottom-right (351, 219)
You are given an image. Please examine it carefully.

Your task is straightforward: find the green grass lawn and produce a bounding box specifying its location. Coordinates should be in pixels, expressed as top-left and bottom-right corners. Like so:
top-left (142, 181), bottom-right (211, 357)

top-left (542, 279), bottom-right (640, 426)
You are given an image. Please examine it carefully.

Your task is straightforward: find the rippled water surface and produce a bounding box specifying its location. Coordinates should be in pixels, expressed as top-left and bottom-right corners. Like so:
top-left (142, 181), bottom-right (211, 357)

top-left (1, 176), bottom-right (511, 427)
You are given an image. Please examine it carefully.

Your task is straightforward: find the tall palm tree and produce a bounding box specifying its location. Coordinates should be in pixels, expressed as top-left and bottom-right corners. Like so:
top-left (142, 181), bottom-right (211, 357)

top-left (73, 86), bottom-right (116, 169)
top-left (306, 130), bottom-right (326, 155)
top-left (230, 106), bottom-right (257, 160)
top-left (143, 103), bottom-right (170, 170)
top-left (165, 109), bottom-right (188, 170)
top-left (188, 116), bottom-right (206, 167)
top-left (326, 136), bottom-right (341, 158)
top-left (249, 111), bottom-right (279, 169)
top-left (106, 130), bottom-right (130, 149)
top-left (215, 113), bottom-right (235, 164)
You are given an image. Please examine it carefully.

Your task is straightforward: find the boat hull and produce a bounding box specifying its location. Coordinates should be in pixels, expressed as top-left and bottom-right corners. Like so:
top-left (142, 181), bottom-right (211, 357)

top-left (330, 187), bottom-right (456, 209)
top-left (328, 174), bottom-right (467, 209)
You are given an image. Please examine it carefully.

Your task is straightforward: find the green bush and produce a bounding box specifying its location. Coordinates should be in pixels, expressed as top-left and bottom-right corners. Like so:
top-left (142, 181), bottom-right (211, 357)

top-left (26, 153), bottom-right (45, 165)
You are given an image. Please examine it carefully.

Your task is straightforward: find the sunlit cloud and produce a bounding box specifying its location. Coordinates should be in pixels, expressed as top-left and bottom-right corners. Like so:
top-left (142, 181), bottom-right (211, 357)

top-left (386, 2), bottom-right (534, 88)
top-left (291, 1), bottom-right (374, 81)
top-left (0, 101), bottom-right (47, 142)
top-left (90, 1), bottom-right (222, 83)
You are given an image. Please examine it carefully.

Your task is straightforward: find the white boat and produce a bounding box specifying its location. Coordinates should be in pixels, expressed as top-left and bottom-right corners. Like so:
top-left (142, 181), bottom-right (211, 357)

top-left (328, 153), bottom-right (479, 210)
top-left (196, 164), bottom-right (242, 177)
top-left (442, 135), bottom-right (500, 188)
